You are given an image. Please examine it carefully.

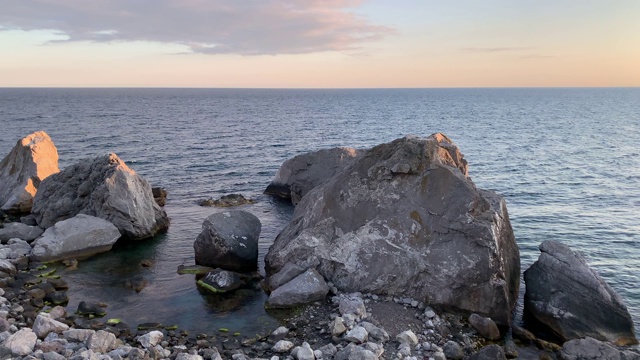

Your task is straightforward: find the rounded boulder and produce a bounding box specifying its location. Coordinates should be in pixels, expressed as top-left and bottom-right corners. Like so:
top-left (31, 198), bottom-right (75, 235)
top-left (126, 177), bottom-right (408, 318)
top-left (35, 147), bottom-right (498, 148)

top-left (194, 210), bottom-right (261, 272)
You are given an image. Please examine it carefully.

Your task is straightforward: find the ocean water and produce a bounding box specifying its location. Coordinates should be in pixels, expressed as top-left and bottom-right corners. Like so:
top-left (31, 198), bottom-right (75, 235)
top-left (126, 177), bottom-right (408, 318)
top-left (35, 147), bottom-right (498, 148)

top-left (0, 88), bottom-right (638, 336)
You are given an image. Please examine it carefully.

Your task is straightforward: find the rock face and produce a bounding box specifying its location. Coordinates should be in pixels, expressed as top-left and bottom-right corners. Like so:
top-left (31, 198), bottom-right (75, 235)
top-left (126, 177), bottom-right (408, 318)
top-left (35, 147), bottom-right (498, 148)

top-left (265, 134), bottom-right (520, 325)
top-left (0, 131), bottom-right (59, 213)
top-left (31, 214), bottom-right (121, 262)
top-left (32, 153), bottom-right (169, 240)
top-left (524, 240), bottom-right (637, 345)
top-left (194, 210), bottom-right (261, 272)
top-left (265, 147), bottom-right (361, 205)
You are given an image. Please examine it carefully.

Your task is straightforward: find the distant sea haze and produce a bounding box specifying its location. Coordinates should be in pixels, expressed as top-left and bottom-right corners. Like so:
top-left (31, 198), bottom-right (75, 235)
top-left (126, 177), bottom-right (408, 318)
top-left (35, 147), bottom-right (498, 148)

top-left (1, 87), bottom-right (638, 334)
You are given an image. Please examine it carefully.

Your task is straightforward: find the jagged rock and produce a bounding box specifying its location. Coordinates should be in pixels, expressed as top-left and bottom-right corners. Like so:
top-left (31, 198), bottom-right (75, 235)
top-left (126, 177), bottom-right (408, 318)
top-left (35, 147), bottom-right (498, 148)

top-left (469, 313), bottom-right (501, 340)
top-left (30, 214), bottom-right (121, 262)
top-left (467, 345), bottom-right (507, 360)
top-left (330, 317), bottom-right (347, 336)
top-left (272, 340), bottom-right (294, 353)
top-left (151, 187), bottom-right (167, 207)
top-left (524, 240), bottom-right (637, 345)
top-left (0, 131), bottom-right (59, 213)
top-left (344, 326), bottom-right (368, 344)
top-left (0, 260), bottom-right (16, 275)
top-left (265, 134), bottom-right (520, 325)
top-left (32, 153), bottom-right (169, 240)
top-left (197, 194), bottom-right (254, 207)
top-left (265, 268), bottom-right (329, 308)
top-left (196, 269), bottom-right (248, 293)
top-left (86, 330), bottom-right (117, 353)
top-left (194, 210), bottom-right (261, 272)
top-left (33, 313), bottom-right (69, 339)
top-left (339, 294), bottom-right (367, 320)
top-left (270, 326), bottom-right (289, 342)
top-left (137, 330), bottom-right (163, 349)
top-left (266, 262), bottom-right (305, 291)
top-left (264, 146), bottom-right (361, 205)
top-left (560, 337), bottom-right (640, 360)
top-left (293, 342), bottom-right (315, 360)
top-left (0, 222), bottom-right (44, 243)
top-left (360, 321), bottom-right (389, 342)
top-left (0, 327), bottom-right (37, 356)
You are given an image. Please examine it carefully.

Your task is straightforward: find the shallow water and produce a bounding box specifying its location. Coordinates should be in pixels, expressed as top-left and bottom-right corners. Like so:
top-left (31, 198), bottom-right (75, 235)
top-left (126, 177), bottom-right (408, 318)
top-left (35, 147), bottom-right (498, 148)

top-left (1, 88), bottom-right (638, 335)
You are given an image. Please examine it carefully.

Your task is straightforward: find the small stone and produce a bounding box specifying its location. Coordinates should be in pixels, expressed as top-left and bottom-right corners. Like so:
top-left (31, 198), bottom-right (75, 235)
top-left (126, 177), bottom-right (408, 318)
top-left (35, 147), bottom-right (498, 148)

top-left (138, 330), bottom-right (163, 349)
top-left (270, 326), bottom-right (289, 342)
top-left (330, 317), bottom-right (347, 336)
top-left (443, 341), bottom-right (464, 360)
top-left (272, 340), bottom-right (294, 353)
top-left (396, 330), bottom-right (418, 346)
top-left (338, 295), bottom-right (366, 320)
top-left (33, 313), bottom-right (69, 339)
top-left (294, 342), bottom-right (315, 360)
top-left (344, 326), bottom-right (368, 344)
top-left (468, 314), bottom-right (501, 340)
top-left (410, 300), bottom-right (418, 308)
top-left (86, 329), bottom-right (117, 353)
top-left (425, 309), bottom-right (436, 318)
top-left (1, 327), bottom-right (37, 356)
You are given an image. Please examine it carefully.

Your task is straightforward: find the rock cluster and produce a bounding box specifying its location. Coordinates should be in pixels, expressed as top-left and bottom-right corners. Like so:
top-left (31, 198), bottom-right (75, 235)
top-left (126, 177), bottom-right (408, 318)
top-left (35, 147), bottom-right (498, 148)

top-left (266, 134), bottom-right (520, 326)
top-left (0, 131), bottom-right (59, 214)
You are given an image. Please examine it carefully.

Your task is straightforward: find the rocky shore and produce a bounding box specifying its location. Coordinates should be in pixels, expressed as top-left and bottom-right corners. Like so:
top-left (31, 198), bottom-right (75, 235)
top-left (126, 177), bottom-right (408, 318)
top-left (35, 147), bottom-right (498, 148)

top-left (1, 131), bottom-right (639, 359)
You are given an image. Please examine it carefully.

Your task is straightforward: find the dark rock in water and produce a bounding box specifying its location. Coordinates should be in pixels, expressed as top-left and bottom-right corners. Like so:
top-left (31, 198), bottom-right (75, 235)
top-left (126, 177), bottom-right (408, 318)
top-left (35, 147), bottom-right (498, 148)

top-left (139, 259), bottom-right (154, 267)
top-left (0, 131), bottom-right (60, 214)
top-left (0, 222), bottom-right (44, 244)
top-left (45, 290), bottom-right (69, 305)
top-left (264, 147), bottom-right (361, 205)
top-left (266, 268), bottom-right (329, 308)
top-left (524, 240), bottom-right (637, 345)
top-left (559, 337), bottom-right (640, 360)
top-left (197, 194), bottom-right (255, 207)
top-left (124, 278), bottom-right (148, 293)
top-left (137, 322), bottom-right (163, 331)
top-left (194, 210), bottom-right (261, 272)
top-left (151, 187), bottom-right (167, 207)
top-left (32, 153), bottom-right (169, 240)
top-left (467, 345), bottom-right (507, 360)
top-left (177, 264), bottom-right (216, 276)
top-left (196, 269), bottom-right (248, 293)
top-left (265, 134), bottom-right (520, 325)
top-left (77, 301), bottom-right (107, 317)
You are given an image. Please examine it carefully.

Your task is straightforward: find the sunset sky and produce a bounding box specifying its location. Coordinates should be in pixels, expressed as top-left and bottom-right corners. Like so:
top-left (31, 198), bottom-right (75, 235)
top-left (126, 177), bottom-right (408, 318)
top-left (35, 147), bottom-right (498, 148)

top-left (1, 0), bottom-right (639, 88)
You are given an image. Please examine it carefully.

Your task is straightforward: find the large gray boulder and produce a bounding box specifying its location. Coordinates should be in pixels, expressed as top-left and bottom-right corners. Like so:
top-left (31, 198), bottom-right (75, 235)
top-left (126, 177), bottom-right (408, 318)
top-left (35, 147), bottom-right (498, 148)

top-left (265, 134), bottom-right (520, 325)
top-left (265, 147), bottom-right (361, 205)
top-left (0, 222), bottom-right (44, 243)
top-left (31, 214), bottom-right (121, 262)
top-left (524, 240), bottom-right (637, 345)
top-left (194, 210), bottom-right (261, 272)
top-left (32, 153), bottom-right (169, 240)
top-left (0, 131), bottom-right (59, 213)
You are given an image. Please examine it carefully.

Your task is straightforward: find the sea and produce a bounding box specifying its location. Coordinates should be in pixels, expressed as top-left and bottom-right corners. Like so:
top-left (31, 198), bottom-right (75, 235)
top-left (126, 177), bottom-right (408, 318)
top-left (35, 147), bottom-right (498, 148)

top-left (0, 88), bottom-right (638, 337)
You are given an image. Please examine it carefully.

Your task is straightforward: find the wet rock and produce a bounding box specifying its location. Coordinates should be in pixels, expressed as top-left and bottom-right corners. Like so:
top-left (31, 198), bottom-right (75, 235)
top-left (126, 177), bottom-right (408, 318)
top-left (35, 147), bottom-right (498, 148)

top-left (265, 268), bottom-right (329, 308)
top-left (194, 210), bottom-right (261, 272)
top-left (31, 214), bottom-right (121, 262)
top-left (197, 194), bottom-right (254, 207)
top-left (0, 131), bottom-right (59, 213)
top-left (45, 291), bottom-right (69, 305)
top-left (32, 153), bottom-right (169, 240)
top-left (559, 337), bottom-right (639, 360)
top-left (0, 222), bottom-right (44, 243)
top-left (77, 301), bottom-right (107, 317)
top-left (266, 134), bottom-right (520, 326)
top-left (152, 187), bottom-right (167, 207)
top-left (124, 278), bottom-right (148, 293)
top-left (468, 313), bottom-right (501, 340)
top-left (33, 313), bottom-right (70, 339)
top-left (467, 344), bottom-right (507, 360)
top-left (524, 240), bottom-right (637, 345)
top-left (196, 269), bottom-right (248, 293)
top-left (265, 146), bottom-right (361, 205)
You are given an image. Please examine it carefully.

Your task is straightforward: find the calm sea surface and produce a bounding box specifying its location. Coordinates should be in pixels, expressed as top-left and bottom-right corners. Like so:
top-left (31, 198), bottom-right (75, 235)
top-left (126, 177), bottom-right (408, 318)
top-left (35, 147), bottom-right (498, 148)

top-left (1, 88), bottom-right (638, 336)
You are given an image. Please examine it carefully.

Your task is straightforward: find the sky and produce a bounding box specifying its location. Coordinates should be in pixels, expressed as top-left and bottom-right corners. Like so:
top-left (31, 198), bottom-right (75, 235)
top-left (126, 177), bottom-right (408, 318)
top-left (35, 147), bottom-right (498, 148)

top-left (0, 0), bottom-right (639, 88)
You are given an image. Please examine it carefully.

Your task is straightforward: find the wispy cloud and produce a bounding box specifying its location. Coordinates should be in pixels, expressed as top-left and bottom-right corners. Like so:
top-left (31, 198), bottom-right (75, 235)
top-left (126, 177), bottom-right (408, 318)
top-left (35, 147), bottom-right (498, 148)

top-left (461, 47), bottom-right (532, 53)
top-left (0, 0), bottom-right (393, 55)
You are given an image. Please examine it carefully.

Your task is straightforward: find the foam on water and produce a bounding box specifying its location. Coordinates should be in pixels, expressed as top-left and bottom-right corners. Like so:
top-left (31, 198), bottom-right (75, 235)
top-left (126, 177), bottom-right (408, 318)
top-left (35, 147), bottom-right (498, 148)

top-left (1, 88), bottom-right (638, 334)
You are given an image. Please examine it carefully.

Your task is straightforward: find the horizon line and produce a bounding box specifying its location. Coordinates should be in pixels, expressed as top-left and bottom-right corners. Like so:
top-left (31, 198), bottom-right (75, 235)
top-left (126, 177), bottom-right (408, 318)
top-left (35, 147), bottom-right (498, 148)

top-left (1, 86), bottom-right (639, 90)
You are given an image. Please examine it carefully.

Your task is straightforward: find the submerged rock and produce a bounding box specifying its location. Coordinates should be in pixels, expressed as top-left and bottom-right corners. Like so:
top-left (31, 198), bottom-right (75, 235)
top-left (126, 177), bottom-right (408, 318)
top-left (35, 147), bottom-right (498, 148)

top-left (31, 214), bottom-right (121, 262)
top-left (194, 210), bottom-right (261, 272)
top-left (265, 134), bottom-right (520, 325)
top-left (196, 269), bottom-right (248, 293)
top-left (197, 194), bottom-right (255, 207)
top-left (524, 240), bottom-right (637, 345)
top-left (32, 153), bottom-right (169, 240)
top-left (0, 131), bottom-right (59, 214)
top-left (265, 146), bottom-right (361, 205)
